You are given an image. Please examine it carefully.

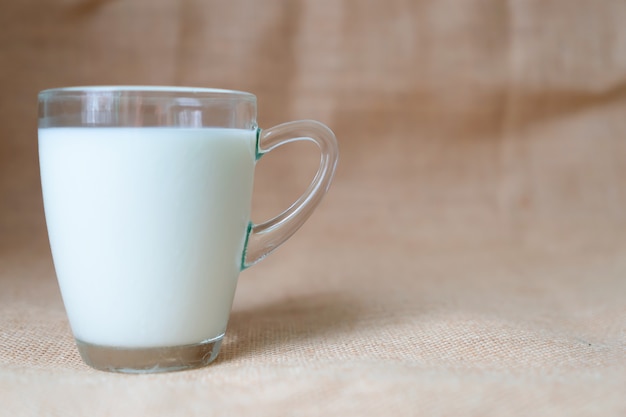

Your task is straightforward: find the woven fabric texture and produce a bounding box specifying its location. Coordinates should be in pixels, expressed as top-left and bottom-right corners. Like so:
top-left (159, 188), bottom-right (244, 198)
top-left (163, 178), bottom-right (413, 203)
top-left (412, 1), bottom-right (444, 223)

top-left (1, 0), bottom-right (625, 415)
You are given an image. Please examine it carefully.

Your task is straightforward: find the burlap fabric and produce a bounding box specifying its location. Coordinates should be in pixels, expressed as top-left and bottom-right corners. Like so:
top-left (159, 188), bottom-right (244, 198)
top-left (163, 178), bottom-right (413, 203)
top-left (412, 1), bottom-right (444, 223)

top-left (1, 0), bottom-right (625, 415)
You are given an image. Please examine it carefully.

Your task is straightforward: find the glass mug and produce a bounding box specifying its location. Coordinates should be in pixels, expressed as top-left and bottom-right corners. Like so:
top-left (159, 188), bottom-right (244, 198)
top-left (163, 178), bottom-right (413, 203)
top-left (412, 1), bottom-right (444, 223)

top-left (38, 86), bottom-right (338, 373)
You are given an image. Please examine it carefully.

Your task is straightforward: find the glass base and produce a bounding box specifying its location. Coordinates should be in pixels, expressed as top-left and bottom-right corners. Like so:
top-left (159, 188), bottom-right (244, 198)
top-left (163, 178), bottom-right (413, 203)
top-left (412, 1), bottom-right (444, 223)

top-left (75, 334), bottom-right (224, 374)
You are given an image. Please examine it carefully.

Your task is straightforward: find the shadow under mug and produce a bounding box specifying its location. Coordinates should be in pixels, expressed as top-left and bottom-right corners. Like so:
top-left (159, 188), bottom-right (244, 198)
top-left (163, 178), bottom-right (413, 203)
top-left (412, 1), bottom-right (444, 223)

top-left (38, 86), bottom-right (338, 373)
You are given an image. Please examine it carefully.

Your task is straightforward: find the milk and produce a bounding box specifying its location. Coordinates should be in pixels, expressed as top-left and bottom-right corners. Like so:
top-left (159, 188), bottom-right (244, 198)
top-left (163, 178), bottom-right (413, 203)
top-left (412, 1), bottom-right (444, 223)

top-left (39, 127), bottom-right (256, 348)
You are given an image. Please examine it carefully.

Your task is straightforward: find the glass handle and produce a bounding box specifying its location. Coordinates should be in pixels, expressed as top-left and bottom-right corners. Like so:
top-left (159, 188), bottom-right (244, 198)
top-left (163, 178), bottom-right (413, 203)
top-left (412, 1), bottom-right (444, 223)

top-left (242, 120), bottom-right (339, 269)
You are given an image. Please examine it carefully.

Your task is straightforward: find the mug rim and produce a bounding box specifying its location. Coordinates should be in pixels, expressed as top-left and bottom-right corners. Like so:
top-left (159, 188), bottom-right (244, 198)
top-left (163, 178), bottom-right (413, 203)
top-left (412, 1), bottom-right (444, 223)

top-left (39, 86), bottom-right (256, 102)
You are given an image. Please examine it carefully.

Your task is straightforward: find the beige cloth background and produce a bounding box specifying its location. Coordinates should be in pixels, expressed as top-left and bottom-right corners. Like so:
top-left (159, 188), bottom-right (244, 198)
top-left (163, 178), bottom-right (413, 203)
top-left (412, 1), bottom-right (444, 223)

top-left (1, 0), bottom-right (625, 415)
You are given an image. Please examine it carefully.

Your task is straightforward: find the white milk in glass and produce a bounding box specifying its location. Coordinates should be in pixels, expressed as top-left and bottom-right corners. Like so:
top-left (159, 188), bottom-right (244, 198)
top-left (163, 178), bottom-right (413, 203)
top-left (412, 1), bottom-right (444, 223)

top-left (39, 127), bottom-right (256, 348)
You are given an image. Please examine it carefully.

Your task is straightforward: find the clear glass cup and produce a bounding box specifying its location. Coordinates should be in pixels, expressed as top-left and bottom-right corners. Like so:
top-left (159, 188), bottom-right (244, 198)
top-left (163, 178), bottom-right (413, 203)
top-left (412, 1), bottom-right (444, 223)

top-left (38, 86), bottom-right (338, 373)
